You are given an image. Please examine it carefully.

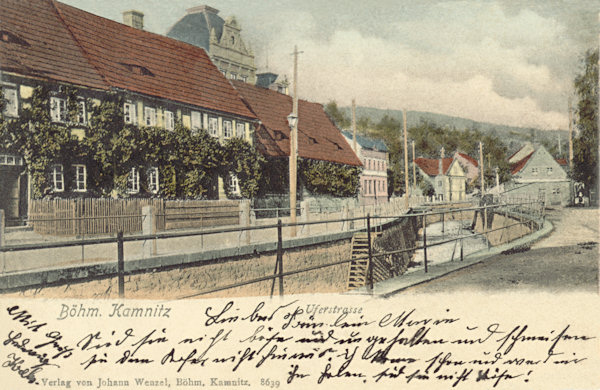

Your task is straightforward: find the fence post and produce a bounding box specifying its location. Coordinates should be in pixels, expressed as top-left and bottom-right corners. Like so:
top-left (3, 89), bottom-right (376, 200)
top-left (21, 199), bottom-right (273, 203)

top-left (277, 219), bottom-right (283, 296)
top-left (300, 200), bottom-right (309, 236)
top-left (117, 231), bottom-right (124, 298)
top-left (366, 214), bottom-right (373, 292)
top-left (422, 214), bottom-right (428, 273)
top-left (142, 206), bottom-right (155, 258)
top-left (460, 238), bottom-right (463, 261)
top-left (240, 200), bottom-right (251, 245)
top-left (0, 209), bottom-right (4, 248)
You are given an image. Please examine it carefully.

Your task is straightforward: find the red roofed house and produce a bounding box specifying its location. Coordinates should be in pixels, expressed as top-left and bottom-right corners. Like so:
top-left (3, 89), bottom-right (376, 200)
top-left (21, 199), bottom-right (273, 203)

top-left (414, 148), bottom-right (467, 201)
top-left (0, 0), bottom-right (257, 220)
top-left (506, 144), bottom-right (571, 205)
top-left (231, 80), bottom-right (361, 197)
top-left (453, 151), bottom-right (479, 184)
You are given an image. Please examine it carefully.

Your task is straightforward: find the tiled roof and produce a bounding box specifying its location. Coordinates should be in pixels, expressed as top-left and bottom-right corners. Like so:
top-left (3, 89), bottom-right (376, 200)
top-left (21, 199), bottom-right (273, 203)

top-left (415, 157), bottom-right (453, 176)
top-left (556, 158), bottom-right (567, 166)
top-left (0, 0), bottom-right (255, 119)
top-left (510, 152), bottom-right (534, 175)
top-left (457, 152), bottom-right (478, 167)
top-left (341, 130), bottom-right (388, 152)
top-left (232, 81), bottom-right (362, 166)
top-left (0, 0), bottom-right (107, 89)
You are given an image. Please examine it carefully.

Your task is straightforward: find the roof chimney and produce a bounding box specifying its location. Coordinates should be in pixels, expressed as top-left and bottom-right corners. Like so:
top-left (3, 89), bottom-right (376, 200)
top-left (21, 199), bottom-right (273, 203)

top-left (186, 5), bottom-right (219, 15)
top-left (123, 10), bottom-right (144, 29)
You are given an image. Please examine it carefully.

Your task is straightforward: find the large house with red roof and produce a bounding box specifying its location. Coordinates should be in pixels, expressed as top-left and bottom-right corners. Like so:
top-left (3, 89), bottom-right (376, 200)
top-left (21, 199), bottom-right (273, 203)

top-left (231, 80), bottom-right (362, 196)
top-left (414, 152), bottom-right (467, 201)
top-left (0, 0), bottom-right (259, 220)
top-left (506, 144), bottom-right (571, 205)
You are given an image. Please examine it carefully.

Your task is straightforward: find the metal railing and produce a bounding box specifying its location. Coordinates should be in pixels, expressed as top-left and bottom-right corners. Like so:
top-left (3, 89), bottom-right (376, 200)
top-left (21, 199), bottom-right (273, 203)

top-left (0, 200), bottom-right (544, 297)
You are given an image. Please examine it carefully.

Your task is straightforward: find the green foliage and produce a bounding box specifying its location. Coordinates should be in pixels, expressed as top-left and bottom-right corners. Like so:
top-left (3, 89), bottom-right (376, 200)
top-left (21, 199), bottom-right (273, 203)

top-left (222, 137), bottom-right (264, 199)
top-left (324, 100), bottom-right (350, 129)
top-left (573, 49), bottom-right (599, 189)
top-left (7, 85), bottom-right (87, 198)
top-left (299, 159), bottom-right (361, 197)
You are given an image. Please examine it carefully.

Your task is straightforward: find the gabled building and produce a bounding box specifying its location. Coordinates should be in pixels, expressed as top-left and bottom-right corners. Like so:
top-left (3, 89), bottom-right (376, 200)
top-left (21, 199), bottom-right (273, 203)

top-left (507, 145), bottom-right (571, 205)
top-left (414, 154), bottom-right (467, 201)
top-left (167, 5), bottom-right (257, 84)
top-left (0, 0), bottom-right (257, 220)
top-left (453, 151), bottom-right (479, 184)
top-left (230, 80), bottom-right (362, 192)
top-left (341, 131), bottom-right (388, 205)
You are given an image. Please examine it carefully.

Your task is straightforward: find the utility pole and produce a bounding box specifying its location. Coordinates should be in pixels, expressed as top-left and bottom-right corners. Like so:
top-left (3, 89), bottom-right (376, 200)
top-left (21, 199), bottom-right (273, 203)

top-left (412, 140), bottom-right (416, 190)
top-left (403, 109), bottom-right (409, 208)
top-left (352, 99), bottom-right (357, 152)
top-left (568, 96), bottom-right (573, 171)
top-left (479, 141), bottom-right (485, 197)
top-left (289, 45), bottom-right (301, 237)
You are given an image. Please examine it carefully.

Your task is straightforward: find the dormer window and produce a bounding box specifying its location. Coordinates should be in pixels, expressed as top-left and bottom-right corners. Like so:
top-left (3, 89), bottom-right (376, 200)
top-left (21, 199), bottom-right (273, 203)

top-left (120, 63), bottom-right (154, 76)
top-left (0, 30), bottom-right (29, 46)
top-left (308, 136), bottom-right (317, 144)
top-left (273, 130), bottom-right (287, 140)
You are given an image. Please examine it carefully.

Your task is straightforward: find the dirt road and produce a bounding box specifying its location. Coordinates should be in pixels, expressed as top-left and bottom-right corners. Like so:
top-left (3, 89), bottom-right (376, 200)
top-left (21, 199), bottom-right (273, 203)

top-left (403, 207), bottom-right (599, 293)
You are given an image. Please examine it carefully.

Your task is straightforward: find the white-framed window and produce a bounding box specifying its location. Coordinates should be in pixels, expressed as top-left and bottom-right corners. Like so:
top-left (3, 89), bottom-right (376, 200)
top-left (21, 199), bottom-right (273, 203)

top-left (127, 167), bottom-right (140, 194)
top-left (191, 111), bottom-right (202, 131)
top-left (223, 120), bottom-right (233, 138)
top-left (228, 73), bottom-right (237, 80)
top-left (74, 164), bottom-right (87, 192)
top-left (2, 87), bottom-right (18, 117)
top-left (546, 167), bottom-right (553, 175)
top-left (0, 154), bottom-right (23, 165)
top-left (239, 75), bottom-right (247, 82)
top-left (236, 122), bottom-right (245, 138)
top-left (76, 100), bottom-right (87, 125)
top-left (124, 102), bottom-right (137, 124)
top-left (51, 164), bottom-right (64, 192)
top-left (531, 167), bottom-right (538, 175)
top-left (219, 69), bottom-right (227, 76)
top-left (164, 110), bottom-right (174, 131)
top-left (50, 96), bottom-right (67, 122)
top-left (228, 174), bottom-right (240, 195)
top-left (144, 107), bottom-right (156, 126)
top-left (208, 117), bottom-right (218, 137)
top-left (148, 167), bottom-right (159, 194)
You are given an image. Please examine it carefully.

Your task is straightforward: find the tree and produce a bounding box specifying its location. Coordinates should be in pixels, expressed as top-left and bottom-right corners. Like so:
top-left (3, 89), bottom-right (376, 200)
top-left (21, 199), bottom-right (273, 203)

top-left (324, 100), bottom-right (350, 129)
top-left (572, 49), bottom-right (599, 193)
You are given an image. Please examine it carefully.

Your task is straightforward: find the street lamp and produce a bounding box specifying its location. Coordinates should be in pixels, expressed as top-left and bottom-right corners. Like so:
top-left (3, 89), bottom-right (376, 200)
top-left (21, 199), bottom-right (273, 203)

top-left (287, 113), bottom-right (298, 130)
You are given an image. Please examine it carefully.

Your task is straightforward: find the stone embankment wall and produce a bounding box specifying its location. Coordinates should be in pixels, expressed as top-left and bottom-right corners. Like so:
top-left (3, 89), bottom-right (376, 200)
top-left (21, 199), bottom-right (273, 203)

top-left (2, 238), bottom-right (353, 299)
top-left (472, 210), bottom-right (536, 246)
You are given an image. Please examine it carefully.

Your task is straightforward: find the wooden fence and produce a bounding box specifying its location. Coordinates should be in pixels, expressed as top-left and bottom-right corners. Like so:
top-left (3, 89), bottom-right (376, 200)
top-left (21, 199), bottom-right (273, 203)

top-left (28, 198), bottom-right (240, 236)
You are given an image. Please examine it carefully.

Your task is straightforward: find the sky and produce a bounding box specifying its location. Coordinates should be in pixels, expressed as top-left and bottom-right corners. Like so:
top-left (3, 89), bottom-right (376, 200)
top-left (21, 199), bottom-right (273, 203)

top-left (60, 0), bottom-right (599, 130)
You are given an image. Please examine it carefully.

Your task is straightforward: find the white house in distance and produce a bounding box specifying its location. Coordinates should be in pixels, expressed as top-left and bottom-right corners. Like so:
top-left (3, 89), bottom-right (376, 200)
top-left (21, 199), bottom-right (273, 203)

top-left (341, 131), bottom-right (389, 205)
top-left (506, 144), bottom-right (571, 205)
top-left (414, 149), bottom-right (467, 201)
top-left (453, 151), bottom-right (479, 185)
